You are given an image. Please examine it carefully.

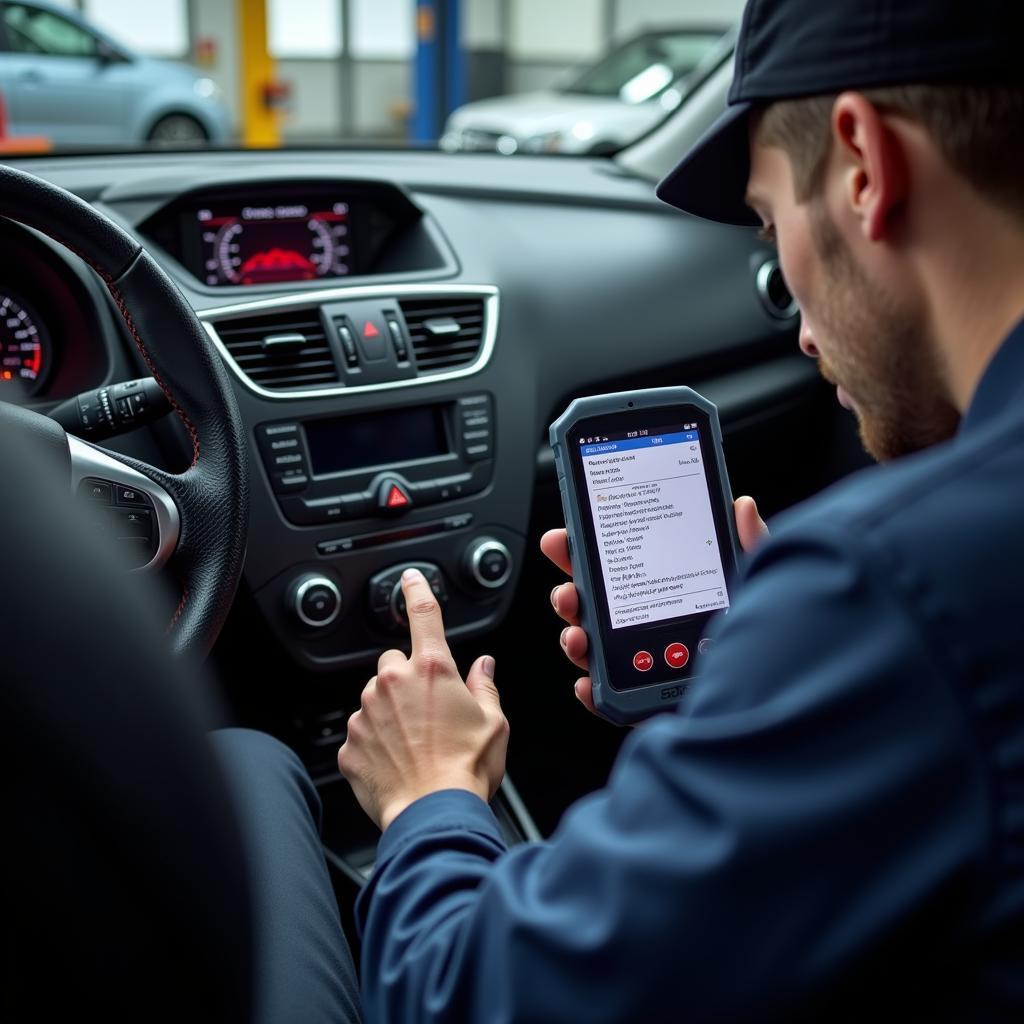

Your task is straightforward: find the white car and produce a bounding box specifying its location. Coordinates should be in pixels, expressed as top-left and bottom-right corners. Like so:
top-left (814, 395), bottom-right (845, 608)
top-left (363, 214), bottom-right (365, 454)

top-left (442, 26), bottom-right (731, 156)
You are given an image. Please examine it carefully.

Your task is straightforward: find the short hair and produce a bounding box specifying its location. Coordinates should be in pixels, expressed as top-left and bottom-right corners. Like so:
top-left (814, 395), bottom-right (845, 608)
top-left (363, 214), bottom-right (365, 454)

top-left (756, 84), bottom-right (1024, 223)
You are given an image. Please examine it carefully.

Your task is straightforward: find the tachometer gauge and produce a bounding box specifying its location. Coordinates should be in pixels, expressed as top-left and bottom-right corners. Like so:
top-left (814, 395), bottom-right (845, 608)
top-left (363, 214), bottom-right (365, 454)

top-left (0, 292), bottom-right (51, 396)
top-left (199, 202), bottom-right (353, 286)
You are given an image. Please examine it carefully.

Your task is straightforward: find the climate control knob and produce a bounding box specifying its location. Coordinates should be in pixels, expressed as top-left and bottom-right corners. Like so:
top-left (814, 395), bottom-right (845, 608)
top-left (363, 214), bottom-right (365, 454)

top-left (290, 574), bottom-right (342, 628)
top-left (367, 562), bottom-right (448, 631)
top-left (465, 537), bottom-right (512, 590)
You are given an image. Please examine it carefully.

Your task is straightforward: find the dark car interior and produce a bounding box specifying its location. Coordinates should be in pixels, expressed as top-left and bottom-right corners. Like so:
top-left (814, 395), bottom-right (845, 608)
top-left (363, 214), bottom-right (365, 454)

top-left (1, 134), bottom-right (869, 961)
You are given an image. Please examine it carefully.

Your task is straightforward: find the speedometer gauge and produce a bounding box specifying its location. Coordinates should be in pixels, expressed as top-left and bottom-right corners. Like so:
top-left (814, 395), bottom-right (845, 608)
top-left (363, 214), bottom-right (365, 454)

top-left (0, 292), bottom-right (51, 395)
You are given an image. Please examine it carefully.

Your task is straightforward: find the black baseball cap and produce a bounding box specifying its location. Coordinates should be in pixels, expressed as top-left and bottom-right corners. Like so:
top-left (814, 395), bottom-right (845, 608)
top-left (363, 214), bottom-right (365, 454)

top-left (657, 0), bottom-right (1024, 226)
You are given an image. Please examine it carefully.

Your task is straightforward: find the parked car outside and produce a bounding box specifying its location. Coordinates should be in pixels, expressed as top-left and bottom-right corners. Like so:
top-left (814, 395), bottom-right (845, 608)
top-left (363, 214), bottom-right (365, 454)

top-left (0, 0), bottom-right (230, 147)
top-left (441, 25), bottom-right (730, 156)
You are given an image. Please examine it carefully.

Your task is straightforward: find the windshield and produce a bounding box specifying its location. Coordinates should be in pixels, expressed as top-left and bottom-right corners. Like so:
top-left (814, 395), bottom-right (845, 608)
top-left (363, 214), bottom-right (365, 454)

top-left (563, 30), bottom-right (725, 104)
top-left (0, 1), bottom-right (737, 158)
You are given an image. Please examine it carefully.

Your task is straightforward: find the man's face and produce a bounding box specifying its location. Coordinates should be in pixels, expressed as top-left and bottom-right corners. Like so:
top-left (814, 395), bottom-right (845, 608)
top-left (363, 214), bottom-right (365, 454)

top-left (745, 139), bottom-right (960, 461)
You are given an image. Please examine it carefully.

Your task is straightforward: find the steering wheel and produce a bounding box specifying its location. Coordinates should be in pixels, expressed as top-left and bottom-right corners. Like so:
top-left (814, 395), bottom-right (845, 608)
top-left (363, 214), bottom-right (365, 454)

top-left (0, 165), bottom-right (248, 658)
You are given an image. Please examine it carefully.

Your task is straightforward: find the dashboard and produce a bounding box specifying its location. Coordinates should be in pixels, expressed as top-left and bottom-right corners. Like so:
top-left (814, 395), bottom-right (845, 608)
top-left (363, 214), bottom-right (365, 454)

top-left (2, 149), bottom-right (820, 685)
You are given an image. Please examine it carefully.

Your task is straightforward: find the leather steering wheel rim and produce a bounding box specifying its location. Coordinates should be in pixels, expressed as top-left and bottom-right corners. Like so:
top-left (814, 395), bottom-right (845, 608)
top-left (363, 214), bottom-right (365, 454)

top-left (0, 164), bottom-right (248, 658)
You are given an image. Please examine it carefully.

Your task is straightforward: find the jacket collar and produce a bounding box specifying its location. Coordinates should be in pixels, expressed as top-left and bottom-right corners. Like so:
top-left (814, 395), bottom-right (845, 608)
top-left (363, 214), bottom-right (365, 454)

top-left (959, 319), bottom-right (1024, 436)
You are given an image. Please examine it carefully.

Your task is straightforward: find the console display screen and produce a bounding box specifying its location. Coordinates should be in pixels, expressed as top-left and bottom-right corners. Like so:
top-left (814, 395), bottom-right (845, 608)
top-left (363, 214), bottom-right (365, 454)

top-left (305, 407), bottom-right (447, 476)
top-left (194, 200), bottom-right (353, 286)
top-left (578, 424), bottom-right (730, 630)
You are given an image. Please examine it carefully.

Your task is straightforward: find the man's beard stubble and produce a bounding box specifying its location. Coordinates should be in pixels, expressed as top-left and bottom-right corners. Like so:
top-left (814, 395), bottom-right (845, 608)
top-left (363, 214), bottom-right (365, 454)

top-left (808, 202), bottom-right (960, 461)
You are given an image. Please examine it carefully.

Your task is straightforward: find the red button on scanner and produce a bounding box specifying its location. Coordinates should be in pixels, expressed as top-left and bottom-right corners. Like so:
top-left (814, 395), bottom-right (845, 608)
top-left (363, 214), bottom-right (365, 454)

top-left (664, 642), bottom-right (690, 669)
top-left (632, 650), bottom-right (654, 672)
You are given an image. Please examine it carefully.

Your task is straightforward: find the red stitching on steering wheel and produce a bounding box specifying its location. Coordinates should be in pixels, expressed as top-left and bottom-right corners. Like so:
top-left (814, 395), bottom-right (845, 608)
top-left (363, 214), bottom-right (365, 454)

top-left (106, 284), bottom-right (201, 468)
top-left (168, 584), bottom-right (190, 631)
top-left (42, 232), bottom-right (201, 468)
top-left (43, 232), bottom-right (201, 629)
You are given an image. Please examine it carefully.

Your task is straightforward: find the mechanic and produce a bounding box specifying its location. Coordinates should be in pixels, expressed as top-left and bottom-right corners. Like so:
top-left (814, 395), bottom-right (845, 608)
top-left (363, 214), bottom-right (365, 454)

top-left (330, 0), bottom-right (1024, 1019)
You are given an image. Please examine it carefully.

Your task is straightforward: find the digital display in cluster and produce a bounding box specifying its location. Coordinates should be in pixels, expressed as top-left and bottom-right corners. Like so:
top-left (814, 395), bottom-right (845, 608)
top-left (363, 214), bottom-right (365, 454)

top-left (194, 200), bottom-right (354, 286)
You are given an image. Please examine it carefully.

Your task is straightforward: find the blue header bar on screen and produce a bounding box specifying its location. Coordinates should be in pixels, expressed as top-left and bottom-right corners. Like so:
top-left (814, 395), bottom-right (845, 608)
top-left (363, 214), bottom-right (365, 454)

top-left (581, 430), bottom-right (698, 458)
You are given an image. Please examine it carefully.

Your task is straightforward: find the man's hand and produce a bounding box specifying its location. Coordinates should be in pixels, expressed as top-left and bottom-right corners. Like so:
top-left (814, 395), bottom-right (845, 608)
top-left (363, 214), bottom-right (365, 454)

top-left (337, 568), bottom-right (509, 831)
top-left (539, 495), bottom-right (768, 717)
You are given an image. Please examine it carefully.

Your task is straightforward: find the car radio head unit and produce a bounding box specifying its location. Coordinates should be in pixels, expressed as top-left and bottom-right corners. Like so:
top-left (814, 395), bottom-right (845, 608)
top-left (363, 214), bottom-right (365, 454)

top-left (255, 394), bottom-right (495, 528)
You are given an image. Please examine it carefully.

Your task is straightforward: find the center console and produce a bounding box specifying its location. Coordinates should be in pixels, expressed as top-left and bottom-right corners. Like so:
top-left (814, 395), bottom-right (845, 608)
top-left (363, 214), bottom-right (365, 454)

top-left (195, 280), bottom-right (526, 672)
top-left (249, 391), bottom-right (515, 664)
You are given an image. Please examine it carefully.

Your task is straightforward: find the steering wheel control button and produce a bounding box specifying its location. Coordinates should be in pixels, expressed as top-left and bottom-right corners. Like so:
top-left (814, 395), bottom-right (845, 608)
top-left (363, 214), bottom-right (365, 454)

top-left (80, 478), bottom-right (113, 503)
top-left (633, 650), bottom-right (654, 672)
top-left (378, 478), bottom-right (412, 512)
top-left (114, 484), bottom-right (149, 506)
top-left (113, 509), bottom-right (152, 539)
top-left (664, 643), bottom-right (690, 670)
top-left (292, 575), bottom-right (342, 629)
top-left (698, 638), bottom-right (715, 655)
top-left (466, 538), bottom-right (512, 590)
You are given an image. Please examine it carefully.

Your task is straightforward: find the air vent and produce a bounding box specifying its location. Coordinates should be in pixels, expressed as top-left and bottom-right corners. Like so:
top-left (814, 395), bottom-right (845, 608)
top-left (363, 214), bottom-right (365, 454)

top-left (755, 258), bottom-right (799, 320)
top-left (215, 308), bottom-right (340, 391)
top-left (399, 297), bottom-right (485, 374)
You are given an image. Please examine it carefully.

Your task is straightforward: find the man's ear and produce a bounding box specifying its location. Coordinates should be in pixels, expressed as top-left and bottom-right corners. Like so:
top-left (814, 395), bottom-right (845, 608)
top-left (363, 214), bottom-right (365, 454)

top-left (831, 92), bottom-right (909, 241)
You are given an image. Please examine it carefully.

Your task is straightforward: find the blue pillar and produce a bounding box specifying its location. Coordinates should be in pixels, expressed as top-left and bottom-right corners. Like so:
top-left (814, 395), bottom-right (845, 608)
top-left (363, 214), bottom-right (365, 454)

top-left (412, 0), bottom-right (463, 143)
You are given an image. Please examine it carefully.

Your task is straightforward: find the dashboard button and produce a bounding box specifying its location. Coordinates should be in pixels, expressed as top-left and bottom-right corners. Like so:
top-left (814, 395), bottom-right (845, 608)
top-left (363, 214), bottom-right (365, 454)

top-left (317, 537), bottom-right (354, 556)
top-left (258, 423), bottom-right (299, 438)
top-left (664, 643), bottom-right (690, 670)
top-left (272, 471), bottom-right (309, 493)
top-left (341, 493), bottom-right (372, 518)
top-left (386, 318), bottom-right (408, 362)
top-left (633, 651), bottom-right (654, 672)
top-left (410, 479), bottom-right (440, 504)
top-left (464, 443), bottom-right (492, 461)
top-left (377, 478), bottom-right (411, 511)
top-left (292, 575), bottom-right (342, 628)
top-left (356, 316), bottom-right (388, 361)
top-left (336, 321), bottom-right (359, 367)
top-left (697, 637), bottom-right (715, 655)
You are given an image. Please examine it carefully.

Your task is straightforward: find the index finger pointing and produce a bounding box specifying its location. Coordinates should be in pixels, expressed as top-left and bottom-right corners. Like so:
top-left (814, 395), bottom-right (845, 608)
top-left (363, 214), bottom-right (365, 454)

top-left (401, 567), bottom-right (450, 655)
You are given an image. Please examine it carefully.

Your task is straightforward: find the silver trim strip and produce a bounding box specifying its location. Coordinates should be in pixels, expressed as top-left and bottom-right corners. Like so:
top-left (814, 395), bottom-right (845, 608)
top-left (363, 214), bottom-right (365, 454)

top-left (199, 283), bottom-right (499, 402)
top-left (68, 435), bottom-right (181, 574)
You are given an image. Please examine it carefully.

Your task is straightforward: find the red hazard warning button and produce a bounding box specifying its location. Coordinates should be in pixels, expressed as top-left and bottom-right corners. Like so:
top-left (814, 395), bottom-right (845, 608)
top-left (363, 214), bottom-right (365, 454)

top-left (664, 642), bottom-right (689, 669)
top-left (632, 650), bottom-right (654, 672)
top-left (378, 478), bottom-right (412, 511)
top-left (363, 320), bottom-right (381, 339)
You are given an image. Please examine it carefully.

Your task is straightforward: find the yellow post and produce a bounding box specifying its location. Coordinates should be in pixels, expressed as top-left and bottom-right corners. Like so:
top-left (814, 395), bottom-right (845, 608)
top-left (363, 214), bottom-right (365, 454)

top-left (237, 0), bottom-right (280, 147)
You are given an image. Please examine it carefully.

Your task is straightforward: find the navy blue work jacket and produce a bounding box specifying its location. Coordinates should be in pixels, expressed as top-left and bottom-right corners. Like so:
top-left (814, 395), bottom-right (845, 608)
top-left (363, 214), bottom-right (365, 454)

top-left (356, 324), bottom-right (1024, 1022)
